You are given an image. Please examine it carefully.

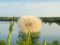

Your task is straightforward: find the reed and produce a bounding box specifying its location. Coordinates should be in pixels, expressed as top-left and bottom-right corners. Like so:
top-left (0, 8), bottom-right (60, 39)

top-left (7, 17), bottom-right (14, 45)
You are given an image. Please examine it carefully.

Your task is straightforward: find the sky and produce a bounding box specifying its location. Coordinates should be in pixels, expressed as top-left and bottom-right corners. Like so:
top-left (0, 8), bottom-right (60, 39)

top-left (0, 0), bottom-right (60, 17)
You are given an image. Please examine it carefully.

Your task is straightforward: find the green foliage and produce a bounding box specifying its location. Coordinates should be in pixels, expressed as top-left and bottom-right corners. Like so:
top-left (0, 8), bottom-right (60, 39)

top-left (40, 17), bottom-right (60, 25)
top-left (17, 32), bottom-right (40, 45)
top-left (43, 39), bottom-right (46, 45)
top-left (0, 40), bottom-right (6, 45)
top-left (0, 17), bottom-right (18, 21)
top-left (52, 40), bottom-right (59, 45)
top-left (0, 17), bottom-right (60, 25)
top-left (7, 17), bottom-right (14, 45)
top-left (9, 21), bottom-right (14, 33)
top-left (31, 32), bottom-right (40, 45)
top-left (44, 40), bottom-right (60, 45)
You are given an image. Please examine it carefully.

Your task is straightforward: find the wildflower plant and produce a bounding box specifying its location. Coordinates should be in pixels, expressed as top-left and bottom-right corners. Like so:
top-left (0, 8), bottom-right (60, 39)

top-left (17, 16), bottom-right (42, 33)
top-left (17, 16), bottom-right (42, 45)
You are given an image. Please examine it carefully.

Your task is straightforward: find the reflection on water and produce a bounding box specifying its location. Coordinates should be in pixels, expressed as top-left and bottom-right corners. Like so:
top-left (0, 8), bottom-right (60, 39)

top-left (40, 23), bottom-right (60, 43)
top-left (0, 22), bottom-right (60, 45)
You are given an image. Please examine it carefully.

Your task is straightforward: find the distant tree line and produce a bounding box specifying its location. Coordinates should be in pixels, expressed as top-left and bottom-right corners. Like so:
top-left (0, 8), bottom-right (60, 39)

top-left (40, 17), bottom-right (60, 25)
top-left (0, 17), bottom-right (60, 25)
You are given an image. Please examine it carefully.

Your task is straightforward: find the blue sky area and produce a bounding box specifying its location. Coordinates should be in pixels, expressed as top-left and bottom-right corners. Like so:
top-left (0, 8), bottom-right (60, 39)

top-left (0, 0), bottom-right (60, 17)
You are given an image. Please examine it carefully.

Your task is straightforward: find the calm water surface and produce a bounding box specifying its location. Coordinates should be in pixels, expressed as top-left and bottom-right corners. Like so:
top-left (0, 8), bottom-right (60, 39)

top-left (0, 22), bottom-right (60, 45)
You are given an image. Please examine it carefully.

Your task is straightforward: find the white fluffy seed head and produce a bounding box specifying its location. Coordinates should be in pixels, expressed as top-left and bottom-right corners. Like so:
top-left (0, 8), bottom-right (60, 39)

top-left (17, 16), bottom-right (42, 33)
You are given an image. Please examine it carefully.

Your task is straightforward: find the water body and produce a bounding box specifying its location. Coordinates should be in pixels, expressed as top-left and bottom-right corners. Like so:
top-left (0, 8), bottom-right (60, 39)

top-left (0, 22), bottom-right (60, 45)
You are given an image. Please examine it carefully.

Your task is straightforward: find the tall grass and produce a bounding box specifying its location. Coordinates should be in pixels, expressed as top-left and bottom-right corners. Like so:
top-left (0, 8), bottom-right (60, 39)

top-left (7, 17), bottom-right (14, 45)
top-left (43, 39), bottom-right (46, 45)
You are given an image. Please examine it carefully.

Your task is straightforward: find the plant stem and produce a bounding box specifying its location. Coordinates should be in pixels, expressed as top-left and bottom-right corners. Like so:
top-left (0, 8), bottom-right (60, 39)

top-left (7, 17), bottom-right (14, 45)
top-left (27, 31), bottom-right (30, 45)
top-left (43, 39), bottom-right (46, 45)
top-left (8, 32), bottom-right (11, 45)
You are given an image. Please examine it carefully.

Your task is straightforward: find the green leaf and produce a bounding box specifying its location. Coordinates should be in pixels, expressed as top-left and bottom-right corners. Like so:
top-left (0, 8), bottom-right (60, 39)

top-left (43, 39), bottom-right (46, 45)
